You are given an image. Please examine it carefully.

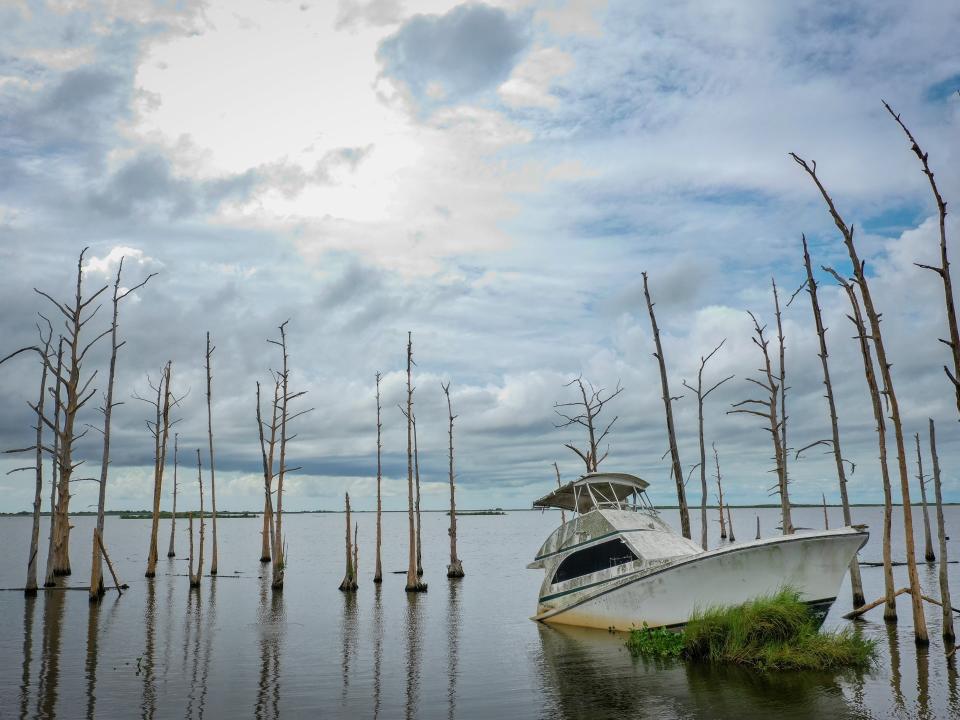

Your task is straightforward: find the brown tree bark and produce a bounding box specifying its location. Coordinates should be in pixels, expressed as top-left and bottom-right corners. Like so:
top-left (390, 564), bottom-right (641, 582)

top-left (405, 332), bottom-right (426, 592)
top-left (442, 381), bottom-right (464, 578)
top-left (413, 411), bottom-right (423, 577)
top-left (914, 433), bottom-right (936, 563)
top-left (374, 372), bottom-right (383, 583)
top-left (339, 492), bottom-right (357, 591)
top-left (773, 279), bottom-right (790, 517)
top-left (145, 362), bottom-right (173, 578)
top-left (642, 272), bottom-right (690, 539)
top-left (726, 503), bottom-right (735, 542)
top-left (682, 341), bottom-right (732, 550)
top-left (822, 493), bottom-right (829, 530)
top-left (554, 462), bottom-right (566, 526)
top-left (256, 379), bottom-right (280, 563)
top-left (22, 322), bottom-right (53, 594)
top-left (712, 443), bottom-right (727, 540)
top-left (190, 449), bottom-right (205, 588)
top-left (794, 153), bottom-right (928, 643)
top-left (929, 419), bottom-right (955, 642)
top-left (206, 332), bottom-right (218, 575)
top-left (803, 237), bottom-right (864, 606)
top-left (825, 267), bottom-right (897, 621)
top-left (44, 340), bottom-right (64, 588)
top-left (167, 434), bottom-right (178, 558)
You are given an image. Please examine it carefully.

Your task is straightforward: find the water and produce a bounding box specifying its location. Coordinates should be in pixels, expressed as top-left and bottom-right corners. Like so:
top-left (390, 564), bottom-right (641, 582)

top-left (0, 506), bottom-right (957, 719)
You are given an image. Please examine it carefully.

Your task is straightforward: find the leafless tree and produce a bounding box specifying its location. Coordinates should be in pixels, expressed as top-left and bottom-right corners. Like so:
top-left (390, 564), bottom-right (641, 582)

top-left (824, 266), bottom-right (896, 620)
top-left (822, 493), bottom-right (829, 530)
top-left (929, 419), bottom-right (955, 643)
top-left (256, 378), bottom-right (280, 563)
top-left (206, 332), bottom-right (219, 575)
top-left (682, 341), bottom-right (733, 550)
top-left (339, 492), bottom-right (357, 591)
top-left (793, 152), bottom-right (928, 643)
top-left (553, 462), bottom-right (566, 526)
top-left (728, 308), bottom-right (792, 535)
top-left (374, 372), bottom-right (383, 583)
top-left (642, 272), bottom-right (690, 539)
top-left (167, 434), bottom-right (179, 558)
top-left (884, 102), bottom-right (960, 419)
top-left (554, 376), bottom-right (623, 475)
top-left (413, 410), bottom-right (423, 577)
top-left (404, 332), bottom-right (426, 593)
top-left (914, 433), bottom-right (936, 563)
top-left (801, 236), bottom-right (864, 606)
top-left (442, 381), bottom-right (464, 578)
top-left (189, 448), bottom-right (205, 589)
top-left (44, 340), bottom-right (64, 587)
top-left (712, 443), bottom-right (727, 540)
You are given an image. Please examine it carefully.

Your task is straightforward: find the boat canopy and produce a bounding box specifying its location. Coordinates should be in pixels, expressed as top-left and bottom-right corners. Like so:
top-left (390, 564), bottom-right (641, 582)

top-left (533, 472), bottom-right (650, 513)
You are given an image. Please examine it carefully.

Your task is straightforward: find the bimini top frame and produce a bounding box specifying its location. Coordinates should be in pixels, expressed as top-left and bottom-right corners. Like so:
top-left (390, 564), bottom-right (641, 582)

top-left (532, 472), bottom-right (655, 515)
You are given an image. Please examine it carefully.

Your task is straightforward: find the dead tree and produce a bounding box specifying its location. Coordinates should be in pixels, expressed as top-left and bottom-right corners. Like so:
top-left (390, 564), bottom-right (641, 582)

top-left (189, 448), bottom-right (205, 588)
top-left (884, 103), bottom-right (960, 419)
top-left (90, 259), bottom-right (154, 599)
top-left (822, 494), bottom-right (829, 530)
top-left (682, 340), bottom-right (733, 549)
top-left (256, 378), bottom-right (281, 563)
top-left (554, 462), bottom-right (566, 526)
top-left (353, 525), bottom-right (359, 583)
top-left (824, 267), bottom-right (897, 620)
top-left (642, 272), bottom-right (690, 539)
top-left (266, 321), bottom-right (311, 590)
top-left (44, 340), bottom-right (64, 587)
top-left (206, 332), bottom-right (219, 575)
top-left (413, 410), bottom-right (423, 577)
top-left (442, 381), bottom-right (464, 578)
top-left (712, 443), bottom-right (727, 540)
top-left (773, 279), bottom-right (791, 511)
top-left (374, 372), bottom-right (383, 583)
top-left (404, 332), bottom-right (426, 592)
top-left (802, 236), bottom-right (864, 606)
top-left (929, 419), bottom-right (955, 642)
top-left (339, 492), bottom-right (357, 591)
top-left (0, 318), bottom-right (54, 594)
top-left (914, 434), bottom-right (936, 563)
top-left (793, 152), bottom-right (929, 644)
top-left (167, 434), bottom-right (179, 558)
top-left (728, 310), bottom-right (792, 535)
top-left (139, 362), bottom-right (175, 579)
top-left (554, 376), bottom-right (623, 474)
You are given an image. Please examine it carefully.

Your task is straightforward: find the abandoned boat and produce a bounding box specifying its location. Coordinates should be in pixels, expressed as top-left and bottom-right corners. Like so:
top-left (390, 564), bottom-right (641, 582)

top-left (528, 472), bottom-right (868, 630)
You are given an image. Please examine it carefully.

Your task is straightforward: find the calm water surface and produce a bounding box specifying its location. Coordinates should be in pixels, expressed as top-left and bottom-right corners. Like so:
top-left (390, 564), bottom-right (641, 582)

top-left (0, 506), bottom-right (958, 719)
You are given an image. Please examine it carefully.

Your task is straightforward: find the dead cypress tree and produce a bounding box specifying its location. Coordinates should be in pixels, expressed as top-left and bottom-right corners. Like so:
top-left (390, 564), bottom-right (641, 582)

top-left (772, 279), bottom-right (790, 509)
top-left (167, 434), bottom-right (179, 558)
top-left (189, 448), bottom-right (205, 588)
top-left (794, 152), bottom-right (928, 643)
top-left (206, 332), bottom-right (218, 575)
top-left (442, 381), bottom-right (464, 578)
top-left (712, 443), bottom-right (727, 540)
top-left (729, 310), bottom-right (792, 535)
top-left (90, 259), bottom-right (154, 599)
top-left (374, 372), bottom-right (383, 583)
top-left (141, 362), bottom-right (174, 579)
top-left (642, 272), bottom-right (690, 539)
top-left (404, 332), bottom-right (426, 592)
top-left (822, 493), bottom-right (829, 530)
top-left (914, 434), bottom-right (936, 563)
top-left (825, 267), bottom-right (897, 620)
top-left (554, 376), bottom-right (623, 474)
top-left (802, 237), bottom-right (864, 606)
top-left (256, 378), bottom-right (281, 563)
top-left (682, 341), bottom-right (733, 550)
top-left (553, 462), bottom-right (566, 526)
top-left (339, 492), bottom-right (357, 591)
top-left (929, 419), bottom-right (955, 642)
top-left (44, 340), bottom-right (64, 587)
top-left (0, 318), bottom-right (54, 594)
top-left (353, 525), bottom-right (359, 583)
top-left (884, 103), bottom-right (960, 419)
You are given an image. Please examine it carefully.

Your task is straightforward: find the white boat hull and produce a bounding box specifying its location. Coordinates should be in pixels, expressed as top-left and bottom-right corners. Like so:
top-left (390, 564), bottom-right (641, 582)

top-left (534, 528), bottom-right (868, 631)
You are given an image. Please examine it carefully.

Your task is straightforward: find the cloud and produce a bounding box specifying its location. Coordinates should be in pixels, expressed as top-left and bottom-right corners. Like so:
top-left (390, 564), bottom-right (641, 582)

top-left (334, 0), bottom-right (404, 31)
top-left (377, 3), bottom-right (529, 108)
top-left (498, 46), bottom-right (574, 108)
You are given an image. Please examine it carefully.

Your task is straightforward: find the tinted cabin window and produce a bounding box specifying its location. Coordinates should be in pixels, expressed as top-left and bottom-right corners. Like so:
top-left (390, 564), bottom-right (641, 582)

top-left (552, 539), bottom-right (637, 583)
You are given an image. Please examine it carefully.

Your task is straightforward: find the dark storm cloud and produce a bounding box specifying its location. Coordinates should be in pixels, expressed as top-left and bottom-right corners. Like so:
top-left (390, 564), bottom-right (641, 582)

top-left (377, 3), bottom-right (529, 106)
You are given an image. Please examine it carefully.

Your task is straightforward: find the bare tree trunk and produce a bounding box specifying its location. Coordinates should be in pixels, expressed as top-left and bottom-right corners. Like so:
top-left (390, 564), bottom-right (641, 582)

top-left (773, 278), bottom-right (790, 517)
top-left (256, 381), bottom-right (278, 564)
top-left (726, 504), bottom-right (735, 542)
top-left (44, 340), bottom-right (64, 588)
top-left (914, 433), bottom-right (936, 563)
top-left (713, 443), bottom-right (726, 540)
top-left (353, 525), bottom-right (359, 583)
top-left (442, 381), bottom-right (463, 578)
top-left (929, 419), bottom-right (955, 642)
top-left (168, 434), bottom-right (178, 558)
top-left (826, 269), bottom-right (897, 621)
top-left (95, 529), bottom-right (122, 596)
top-left (413, 412), bottom-right (423, 577)
top-left (374, 372), bottom-right (383, 583)
top-left (794, 153), bottom-right (928, 643)
top-left (190, 449), bottom-right (205, 588)
top-left (822, 493), bottom-right (829, 530)
top-left (884, 103), bottom-right (960, 419)
top-left (803, 237), bottom-right (864, 606)
top-left (272, 323), bottom-right (290, 591)
top-left (405, 332), bottom-right (426, 592)
top-left (339, 493), bottom-right (357, 591)
top-left (25, 326), bottom-right (52, 595)
top-left (146, 362), bottom-right (173, 578)
top-left (188, 513), bottom-right (196, 588)
top-left (755, 516), bottom-right (760, 540)
top-left (554, 462), bottom-right (565, 526)
top-left (205, 332), bottom-right (219, 575)
top-left (643, 272), bottom-right (690, 539)
top-left (683, 341), bottom-right (732, 550)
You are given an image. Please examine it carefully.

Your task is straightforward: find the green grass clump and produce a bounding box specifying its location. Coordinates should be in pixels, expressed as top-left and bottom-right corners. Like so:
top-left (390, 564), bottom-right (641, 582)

top-left (624, 623), bottom-right (684, 658)
top-left (626, 588), bottom-right (876, 671)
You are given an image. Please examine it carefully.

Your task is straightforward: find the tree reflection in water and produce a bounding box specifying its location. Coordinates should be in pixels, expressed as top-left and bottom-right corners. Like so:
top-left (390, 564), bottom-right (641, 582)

top-left (447, 579), bottom-right (461, 720)
top-left (255, 573), bottom-right (283, 720)
top-left (371, 584), bottom-right (383, 720)
top-left (18, 594), bottom-right (36, 720)
top-left (404, 593), bottom-right (423, 720)
top-left (36, 588), bottom-right (65, 719)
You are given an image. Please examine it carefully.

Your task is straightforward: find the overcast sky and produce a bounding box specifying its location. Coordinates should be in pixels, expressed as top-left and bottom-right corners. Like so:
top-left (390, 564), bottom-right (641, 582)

top-left (1, 0), bottom-right (959, 514)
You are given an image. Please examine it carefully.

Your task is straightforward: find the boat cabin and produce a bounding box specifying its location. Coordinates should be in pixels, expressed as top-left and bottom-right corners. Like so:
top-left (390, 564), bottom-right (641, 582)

top-left (532, 472), bottom-right (655, 515)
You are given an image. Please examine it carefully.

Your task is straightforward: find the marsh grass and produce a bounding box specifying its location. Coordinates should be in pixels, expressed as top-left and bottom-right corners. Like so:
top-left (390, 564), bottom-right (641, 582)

top-left (626, 588), bottom-right (876, 671)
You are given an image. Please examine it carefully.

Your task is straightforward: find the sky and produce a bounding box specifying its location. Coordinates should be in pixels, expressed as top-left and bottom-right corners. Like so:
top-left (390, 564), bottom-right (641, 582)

top-left (0, 0), bottom-right (959, 514)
